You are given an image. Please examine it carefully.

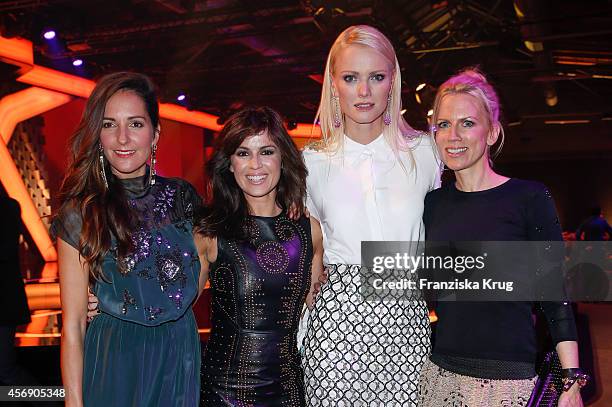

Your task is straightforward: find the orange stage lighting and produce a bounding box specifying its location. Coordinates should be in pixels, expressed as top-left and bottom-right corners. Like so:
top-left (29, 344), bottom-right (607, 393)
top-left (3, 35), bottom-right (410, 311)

top-left (0, 87), bottom-right (73, 142)
top-left (24, 282), bottom-right (60, 310)
top-left (0, 141), bottom-right (57, 261)
top-left (0, 88), bottom-right (72, 262)
top-left (40, 261), bottom-right (59, 280)
top-left (1, 35), bottom-right (321, 264)
top-left (159, 103), bottom-right (223, 132)
top-left (3, 35), bottom-right (320, 135)
top-left (288, 123), bottom-right (321, 138)
top-left (18, 65), bottom-right (96, 98)
top-left (0, 36), bottom-right (33, 67)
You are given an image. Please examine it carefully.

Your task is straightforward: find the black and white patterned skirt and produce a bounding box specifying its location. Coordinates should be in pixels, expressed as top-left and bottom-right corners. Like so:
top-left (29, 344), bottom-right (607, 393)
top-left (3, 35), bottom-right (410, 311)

top-left (301, 264), bottom-right (431, 406)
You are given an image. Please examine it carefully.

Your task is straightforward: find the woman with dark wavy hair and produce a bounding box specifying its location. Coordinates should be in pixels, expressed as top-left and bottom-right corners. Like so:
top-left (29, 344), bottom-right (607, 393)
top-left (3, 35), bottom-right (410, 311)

top-left (53, 72), bottom-right (203, 407)
top-left (194, 106), bottom-right (324, 406)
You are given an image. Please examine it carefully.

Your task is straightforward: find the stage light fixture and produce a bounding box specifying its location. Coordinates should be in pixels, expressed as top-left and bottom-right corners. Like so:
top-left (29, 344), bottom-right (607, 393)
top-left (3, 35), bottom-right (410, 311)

top-left (43, 30), bottom-right (56, 40)
top-left (72, 59), bottom-right (83, 66)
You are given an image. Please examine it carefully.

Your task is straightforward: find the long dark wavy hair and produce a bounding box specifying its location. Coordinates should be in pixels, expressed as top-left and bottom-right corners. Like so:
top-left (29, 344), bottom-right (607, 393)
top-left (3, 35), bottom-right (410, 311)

top-left (55, 72), bottom-right (159, 281)
top-left (195, 106), bottom-right (307, 240)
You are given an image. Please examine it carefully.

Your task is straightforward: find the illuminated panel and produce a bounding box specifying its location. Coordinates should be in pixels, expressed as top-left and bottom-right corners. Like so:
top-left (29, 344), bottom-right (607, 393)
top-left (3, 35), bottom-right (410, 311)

top-left (0, 141), bottom-right (56, 261)
top-left (159, 103), bottom-right (223, 132)
top-left (0, 36), bottom-right (33, 65)
top-left (24, 282), bottom-right (61, 310)
top-left (0, 87), bottom-right (73, 143)
top-left (18, 65), bottom-right (95, 98)
top-left (41, 261), bottom-right (59, 280)
top-left (0, 88), bottom-right (72, 262)
top-left (288, 123), bottom-right (321, 138)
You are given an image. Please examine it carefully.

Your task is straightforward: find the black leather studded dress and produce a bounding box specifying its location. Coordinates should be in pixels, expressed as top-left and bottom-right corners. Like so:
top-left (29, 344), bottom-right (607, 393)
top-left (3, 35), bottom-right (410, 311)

top-left (201, 214), bottom-right (312, 407)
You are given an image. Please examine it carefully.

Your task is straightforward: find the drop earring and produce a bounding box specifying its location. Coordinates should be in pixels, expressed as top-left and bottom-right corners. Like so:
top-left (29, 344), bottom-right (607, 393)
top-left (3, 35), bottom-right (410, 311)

top-left (383, 93), bottom-right (392, 126)
top-left (149, 143), bottom-right (157, 186)
top-left (333, 95), bottom-right (342, 128)
top-left (99, 143), bottom-right (108, 188)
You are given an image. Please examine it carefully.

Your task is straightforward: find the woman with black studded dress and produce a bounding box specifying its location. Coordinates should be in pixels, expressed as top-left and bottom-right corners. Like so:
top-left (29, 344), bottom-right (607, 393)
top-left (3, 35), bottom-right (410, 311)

top-left (194, 106), bottom-right (324, 406)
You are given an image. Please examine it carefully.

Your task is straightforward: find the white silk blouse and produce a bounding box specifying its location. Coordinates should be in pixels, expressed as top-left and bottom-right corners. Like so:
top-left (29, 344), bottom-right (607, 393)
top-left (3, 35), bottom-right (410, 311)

top-left (303, 133), bottom-right (441, 265)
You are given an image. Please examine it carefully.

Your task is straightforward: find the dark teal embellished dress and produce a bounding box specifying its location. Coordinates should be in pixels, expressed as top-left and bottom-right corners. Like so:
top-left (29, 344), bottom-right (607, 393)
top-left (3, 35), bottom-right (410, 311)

top-left (53, 174), bottom-right (202, 407)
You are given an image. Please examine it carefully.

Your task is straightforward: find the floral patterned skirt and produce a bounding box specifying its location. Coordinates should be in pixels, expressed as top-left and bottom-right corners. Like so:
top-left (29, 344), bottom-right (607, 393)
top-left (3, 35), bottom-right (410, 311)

top-left (418, 358), bottom-right (537, 407)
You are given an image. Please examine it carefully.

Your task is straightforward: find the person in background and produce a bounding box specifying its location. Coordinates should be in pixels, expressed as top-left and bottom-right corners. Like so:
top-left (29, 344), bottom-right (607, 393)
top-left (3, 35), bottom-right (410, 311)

top-left (575, 206), bottom-right (612, 241)
top-left (0, 196), bottom-right (33, 386)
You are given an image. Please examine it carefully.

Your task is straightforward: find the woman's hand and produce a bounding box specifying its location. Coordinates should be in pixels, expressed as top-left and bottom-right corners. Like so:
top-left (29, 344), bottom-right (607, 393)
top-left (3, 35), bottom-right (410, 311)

top-left (87, 289), bottom-right (100, 322)
top-left (312, 266), bottom-right (329, 299)
top-left (556, 341), bottom-right (584, 407)
top-left (306, 217), bottom-right (325, 309)
top-left (558, 382), bottom-right (583, 407)
top-left (287, 203), bottom-right (310, 221)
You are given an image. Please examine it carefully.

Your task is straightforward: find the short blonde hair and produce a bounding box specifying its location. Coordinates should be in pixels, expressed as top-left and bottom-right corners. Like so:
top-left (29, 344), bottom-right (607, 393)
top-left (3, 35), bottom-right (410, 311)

top-left (431, 68), bottom-right (505, 160)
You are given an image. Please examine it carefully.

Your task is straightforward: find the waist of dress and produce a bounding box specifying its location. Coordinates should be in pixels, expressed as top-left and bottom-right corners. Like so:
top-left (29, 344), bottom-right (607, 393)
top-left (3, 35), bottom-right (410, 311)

top-left (210, 323), bottom-right (298, 338)
top-left (323, 263), bottom-right (362, 278)
top-left (430, 353), bottom-right (536, 380)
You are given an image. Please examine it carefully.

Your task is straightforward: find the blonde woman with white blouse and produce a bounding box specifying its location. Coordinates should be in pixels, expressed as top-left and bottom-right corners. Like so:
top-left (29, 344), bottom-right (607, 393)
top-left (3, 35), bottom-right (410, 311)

top-left (300, 25), bottom-right (441, 406)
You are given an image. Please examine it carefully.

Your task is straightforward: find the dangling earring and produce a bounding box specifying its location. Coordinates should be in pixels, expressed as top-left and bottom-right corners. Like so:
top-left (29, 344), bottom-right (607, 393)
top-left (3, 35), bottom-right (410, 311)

top-left (149, 143), bottom-right (157, 186)
top-left (333, 95), bottom-right (342, 128)
top-left (383, 93), bottom-right (392, 126)
top-left (99, 143), bottom-right (108, 188)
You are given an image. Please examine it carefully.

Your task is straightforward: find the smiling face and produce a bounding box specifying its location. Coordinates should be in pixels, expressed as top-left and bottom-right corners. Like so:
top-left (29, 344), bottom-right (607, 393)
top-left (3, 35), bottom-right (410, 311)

top-left (434, 93), bottom-right (499, 175)
top-left (99, 90), bottom-right (158, 179)
top-left (332, 44), bottom-right (393, 136)
top-left (229, 131), bottom-right (282, 209)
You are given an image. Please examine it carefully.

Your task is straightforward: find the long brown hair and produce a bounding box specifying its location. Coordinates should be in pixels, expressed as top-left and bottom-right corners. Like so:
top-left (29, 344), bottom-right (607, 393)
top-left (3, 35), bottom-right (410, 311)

top-left (56, 72), bottom-right (160, 280)
top-left (195, 106), bottom-right (307, 240)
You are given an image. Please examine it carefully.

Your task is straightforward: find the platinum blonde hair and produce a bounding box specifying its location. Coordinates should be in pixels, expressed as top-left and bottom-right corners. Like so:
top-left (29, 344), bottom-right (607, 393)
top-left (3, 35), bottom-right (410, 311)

top-left (314, 25), bottom-right (420, 168)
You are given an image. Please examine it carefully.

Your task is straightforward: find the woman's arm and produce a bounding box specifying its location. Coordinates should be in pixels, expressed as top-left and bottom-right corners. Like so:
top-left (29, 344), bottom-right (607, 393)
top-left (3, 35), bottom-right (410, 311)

top-left (194, 233), bottom-right (216, 300)
top-left (306, 217), bottom-right (325, 309)
top-left (557, 340), bottom-right (584, 407)
top-left (557, 340), bottom-right (579, 369)
top-left (58, 239), bottom-right (88, 407)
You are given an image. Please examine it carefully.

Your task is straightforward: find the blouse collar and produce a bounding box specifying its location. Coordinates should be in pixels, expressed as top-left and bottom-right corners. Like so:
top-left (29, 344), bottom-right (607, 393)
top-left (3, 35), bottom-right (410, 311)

top-left (343, 133), bottom-right (386, 152)
top-left (116, 167), bottom-right (151, 199)
top-left (342, 133), bottom-right (393, 166)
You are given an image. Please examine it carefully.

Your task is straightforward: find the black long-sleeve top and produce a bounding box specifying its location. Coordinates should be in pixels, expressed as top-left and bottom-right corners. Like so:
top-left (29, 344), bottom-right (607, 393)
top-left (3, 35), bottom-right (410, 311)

top-left (423, 178), bottom-right (577, 379)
